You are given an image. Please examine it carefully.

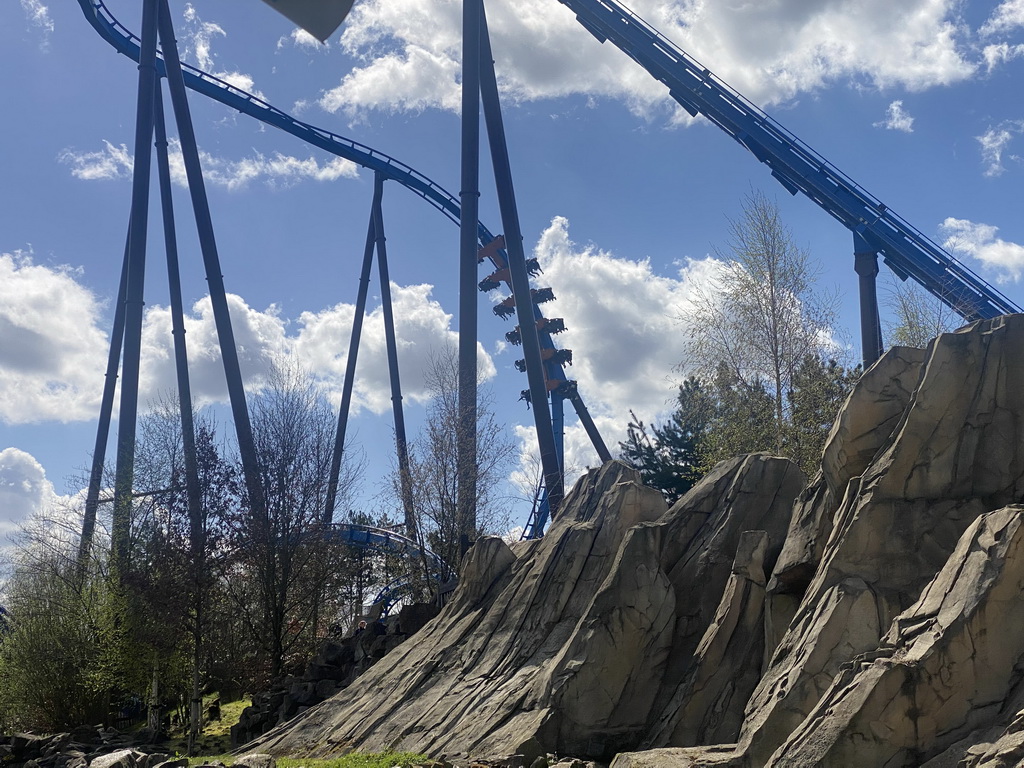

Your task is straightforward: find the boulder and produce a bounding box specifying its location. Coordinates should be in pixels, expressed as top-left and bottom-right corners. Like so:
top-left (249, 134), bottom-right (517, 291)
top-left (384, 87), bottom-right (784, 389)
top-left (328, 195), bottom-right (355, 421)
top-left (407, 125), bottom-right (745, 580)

top-left (768, 506), bottom-right (1024, 766)
top-left (246, 455), bottom-right (802, 761)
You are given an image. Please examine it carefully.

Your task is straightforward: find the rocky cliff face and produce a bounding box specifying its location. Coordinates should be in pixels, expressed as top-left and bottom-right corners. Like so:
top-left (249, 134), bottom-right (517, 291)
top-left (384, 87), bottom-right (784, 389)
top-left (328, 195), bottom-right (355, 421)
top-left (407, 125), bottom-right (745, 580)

top-left (249, 314), bottom-right (1024, 768)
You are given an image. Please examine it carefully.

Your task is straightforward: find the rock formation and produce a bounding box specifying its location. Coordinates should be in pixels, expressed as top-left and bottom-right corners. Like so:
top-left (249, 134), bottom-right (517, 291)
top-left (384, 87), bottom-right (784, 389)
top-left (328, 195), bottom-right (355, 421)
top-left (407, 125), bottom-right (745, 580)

top-left (247, 313), bottom-right (1024, 768)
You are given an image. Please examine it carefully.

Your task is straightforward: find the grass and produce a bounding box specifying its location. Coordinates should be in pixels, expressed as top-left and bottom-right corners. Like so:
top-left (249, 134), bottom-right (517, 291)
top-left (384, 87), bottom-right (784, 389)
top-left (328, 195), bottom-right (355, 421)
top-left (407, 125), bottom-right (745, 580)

top-left (187, 753), bottom-right (431, 768)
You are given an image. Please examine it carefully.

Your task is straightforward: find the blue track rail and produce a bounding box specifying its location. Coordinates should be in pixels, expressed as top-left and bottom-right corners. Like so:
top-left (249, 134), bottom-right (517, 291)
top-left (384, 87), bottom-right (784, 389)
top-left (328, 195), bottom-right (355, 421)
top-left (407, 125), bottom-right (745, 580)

top-left (561, 0), bottom-right (1019, 320)
top-left (77, 0), bottom-right (601, 538)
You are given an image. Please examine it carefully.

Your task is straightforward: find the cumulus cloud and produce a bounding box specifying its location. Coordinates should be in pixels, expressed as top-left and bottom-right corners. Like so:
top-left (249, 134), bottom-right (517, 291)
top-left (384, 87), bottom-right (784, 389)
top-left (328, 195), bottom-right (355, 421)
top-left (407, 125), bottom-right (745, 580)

top-left (277, 28), bottom-right (325, 52)
top-left (320, 0), bottom-right (979, 120)
top-left (0, 243), bottom-right (489, 427)
top-left (874, 100), bottom-right (915, 132)
top-left (980, 0), bottom-right (1024, 36)
top-left (977, 121), bottom-right (1024, 177)
top-left (0, 250), bottom-right (108, 425)
top-left (59, 139), bottom-right (358, 189)
top-left (0, 448), bottom-right (58, 541)
top-left (181, 3), bottom-right (263, 96)
top-left (940, 217), bottom-right (1024, 282)
top-left (981, 42), bottom-right (1024, 70)
top-left (294, 282), bottom-right (496, 414)
top-left (503, 217), bottom-right (721, 489)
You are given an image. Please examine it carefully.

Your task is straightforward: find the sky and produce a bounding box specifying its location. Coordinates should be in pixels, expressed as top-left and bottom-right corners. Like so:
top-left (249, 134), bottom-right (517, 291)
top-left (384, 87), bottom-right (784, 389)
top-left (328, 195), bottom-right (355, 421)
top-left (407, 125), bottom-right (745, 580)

top-left (2, 0), bottom-right (1024, 546)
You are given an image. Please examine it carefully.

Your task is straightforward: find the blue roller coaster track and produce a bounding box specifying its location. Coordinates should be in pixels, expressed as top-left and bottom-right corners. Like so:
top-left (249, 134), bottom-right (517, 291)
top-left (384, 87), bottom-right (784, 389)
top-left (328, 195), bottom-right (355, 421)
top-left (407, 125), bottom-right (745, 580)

top-left (76, 0), bottom-right (616, 542)
top-left (78, 0), bottom-right (1019, 544)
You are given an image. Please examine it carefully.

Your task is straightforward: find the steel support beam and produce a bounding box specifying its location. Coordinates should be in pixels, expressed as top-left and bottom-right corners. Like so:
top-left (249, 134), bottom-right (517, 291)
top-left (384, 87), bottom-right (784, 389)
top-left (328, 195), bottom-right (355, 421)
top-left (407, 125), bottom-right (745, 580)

top-left (478, 5), bottom-right (564, 512)
top-left (456, 0), bottom-right (483, 551)
top-left (372, 175), bottom-right (417, 538)
top-left (157, 0), bottom-right (266, 520)
top-left (111, 0), bottom-right (160, 573)
top-left (326, 184), bottom-right (381, 524)
top-left (854, 232), bottom-right (884, 368)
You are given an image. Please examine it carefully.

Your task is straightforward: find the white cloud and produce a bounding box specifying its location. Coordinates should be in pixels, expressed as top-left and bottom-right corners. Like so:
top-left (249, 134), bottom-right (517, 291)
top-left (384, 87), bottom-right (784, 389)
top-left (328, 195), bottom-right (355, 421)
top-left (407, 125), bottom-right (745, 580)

top-left (874, 100), bottom-right (915, 132)
top-left (59, 139), bottom-right (359, 190)
top-left (59, 141), bottom-right (133, 181)
top-left (181, 4), bottom-right (263, 97)
top-left (940, 217), bottom-right (1024, 282)
top-left (0, 250), bottom-right (108, 425)
top-left (982, 42), bottom-right (1024, 70)
top-left (0, 448), bottom-right (58, 541)
top-left (321, 0), bottom-right (979, 120)
top-left (277, 28), bottom-right (325, 51)
top-left (294, 282), bottom-right (496, 414)
top-left (980, 0), bottom-right (1024, 36)
top-left (19, 0), bottom-right (53, 44)
top-left (976, 121), bottom-right (1024, 177)
top-left (503, 217), bottom-right (721, 489)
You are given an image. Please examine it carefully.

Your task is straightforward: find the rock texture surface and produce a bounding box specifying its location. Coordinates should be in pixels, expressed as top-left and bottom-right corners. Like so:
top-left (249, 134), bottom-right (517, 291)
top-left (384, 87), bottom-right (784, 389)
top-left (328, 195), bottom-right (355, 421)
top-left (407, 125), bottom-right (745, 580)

top-left (246, 313), bottom-right (1024, 768)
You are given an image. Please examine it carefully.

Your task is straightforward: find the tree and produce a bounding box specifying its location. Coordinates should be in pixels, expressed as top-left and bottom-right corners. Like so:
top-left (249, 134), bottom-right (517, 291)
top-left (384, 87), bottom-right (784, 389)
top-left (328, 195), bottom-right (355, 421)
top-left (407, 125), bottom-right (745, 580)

top-left (883, 275), bottom-right (961, 349)
top-left (220, 365), bottom-right (362, 682)
top-left (784, 356), bottom-right (860, 475)
top-left (620, 377), bottom-right (714, 503)
top-left (682, 189), bottom-right (839, 453)
top-left (394, 349), bottom-right (517, 579)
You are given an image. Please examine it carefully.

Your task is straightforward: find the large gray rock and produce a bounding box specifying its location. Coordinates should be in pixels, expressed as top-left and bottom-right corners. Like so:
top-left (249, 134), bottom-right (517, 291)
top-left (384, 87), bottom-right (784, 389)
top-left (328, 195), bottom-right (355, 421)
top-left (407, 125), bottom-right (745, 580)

top-left (768, 506), bottom-right (1024, 767)
top-left (820, 344), bottom-right (924, 498)
top-left (247, 455), bottom-right (801, 760)
top-left (737, 315), bottom-right (1024, 766)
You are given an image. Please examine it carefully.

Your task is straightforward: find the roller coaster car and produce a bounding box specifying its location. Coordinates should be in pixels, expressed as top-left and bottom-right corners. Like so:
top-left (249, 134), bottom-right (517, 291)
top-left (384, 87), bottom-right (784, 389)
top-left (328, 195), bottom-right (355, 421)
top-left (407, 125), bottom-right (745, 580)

top-left (519, 378), bottom-right (578, 405)
top-left (492, 287), bottom-right (557, 318)
top-left (478, 266), bottom-right (511, 293)
top-left (515, 348), bottom-right (573, 372)
top-left (477, 236), bottom-right (506, 265)
top-left (505, 317), bottom-right (567, 346)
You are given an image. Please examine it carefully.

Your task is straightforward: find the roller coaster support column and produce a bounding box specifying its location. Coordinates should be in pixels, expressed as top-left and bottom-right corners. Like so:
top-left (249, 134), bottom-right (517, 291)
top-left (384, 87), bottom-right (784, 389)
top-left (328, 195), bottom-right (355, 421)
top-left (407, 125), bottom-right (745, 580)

top-left (326, 183), bottom-right (381, 525)
top-left (78, 232), bottom-right (129, 577)
top-left (157, 0), bottom-right (267, 522)
top-left (372, 174), bottom-right (417, 537)
top-left (479, 6), bottom-right (565, 512)
top-left (457, 0), bottom-right (482, 552)
top-left (111, 0), bottom-right (159, 573)
top-left (854, 231), bottom-right (884, 367)
top-left (153, 83), bottom-right (206, 757)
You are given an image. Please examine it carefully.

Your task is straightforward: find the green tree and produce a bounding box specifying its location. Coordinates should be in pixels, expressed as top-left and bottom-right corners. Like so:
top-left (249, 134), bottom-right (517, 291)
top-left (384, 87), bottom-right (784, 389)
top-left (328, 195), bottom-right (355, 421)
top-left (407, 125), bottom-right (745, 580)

top-left (620, 377), bottom-right (714, 503)
top-left (783, 356), bottom-right (860, 476)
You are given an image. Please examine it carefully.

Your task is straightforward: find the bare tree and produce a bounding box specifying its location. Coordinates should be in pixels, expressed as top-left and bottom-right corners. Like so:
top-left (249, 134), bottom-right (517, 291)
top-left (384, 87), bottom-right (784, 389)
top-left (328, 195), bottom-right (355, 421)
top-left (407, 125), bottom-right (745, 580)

top-left (883, 275), bottom-right (961, 349)
top-left (681, 190), bottom-right (839, 453)
top-left (220, 364), bottom-right (362, 681)
top-left (393, 349), bottom-right (517, 578)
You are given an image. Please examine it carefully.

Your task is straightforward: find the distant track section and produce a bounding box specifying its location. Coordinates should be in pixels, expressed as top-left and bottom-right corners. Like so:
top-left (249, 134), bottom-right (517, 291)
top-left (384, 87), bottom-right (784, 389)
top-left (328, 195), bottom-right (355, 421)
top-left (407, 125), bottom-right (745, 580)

top-left (561, 0), bottom-right (1020, 321)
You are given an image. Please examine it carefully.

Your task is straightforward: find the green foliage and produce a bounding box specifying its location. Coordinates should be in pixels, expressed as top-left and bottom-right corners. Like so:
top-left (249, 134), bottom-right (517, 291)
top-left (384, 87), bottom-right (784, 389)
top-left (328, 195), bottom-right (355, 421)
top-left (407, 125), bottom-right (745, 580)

top-left (621, 377), bottom-right (714, 503)
top-left (621, 357), bottom-right (859, 499)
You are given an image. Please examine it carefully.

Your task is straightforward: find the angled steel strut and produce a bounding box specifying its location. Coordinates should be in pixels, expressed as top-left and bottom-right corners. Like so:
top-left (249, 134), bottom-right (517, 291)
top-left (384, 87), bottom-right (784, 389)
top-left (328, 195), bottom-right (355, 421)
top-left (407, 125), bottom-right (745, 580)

top-left (77, 0), bottom-right (611, 539)
top-left (560, 0), bottom-right (1020, 365)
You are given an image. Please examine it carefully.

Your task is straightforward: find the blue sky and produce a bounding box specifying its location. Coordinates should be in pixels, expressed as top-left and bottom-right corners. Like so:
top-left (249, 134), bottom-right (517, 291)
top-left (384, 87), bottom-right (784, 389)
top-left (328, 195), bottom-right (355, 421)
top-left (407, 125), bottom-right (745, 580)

top-left (2, 0), bottom-right (1024, 543)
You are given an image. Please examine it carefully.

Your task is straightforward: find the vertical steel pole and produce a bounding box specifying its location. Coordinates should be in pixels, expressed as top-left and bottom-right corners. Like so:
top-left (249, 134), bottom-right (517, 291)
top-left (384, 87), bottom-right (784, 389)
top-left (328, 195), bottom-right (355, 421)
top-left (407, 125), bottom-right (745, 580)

top-left (111, 0), bottom-right (160, 574)
top-left (325, 191), bottom-right (381, 524)
top-left (478, 6), bottom-right (564, 511)
top-left (153, 85), bottom-right (204, 550)
top-left (157, 0), bottom-right (266, 520)
top-left (77, 232), bottom-right (130, 577)
top-left (854, 232), bottom-right (884, 367)
top-left (153, 83), bottom-right (206, 756)
top-left (457, 0), bottom-right (483, 550)
top-left (372, 175), bottom-right (417, 538)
